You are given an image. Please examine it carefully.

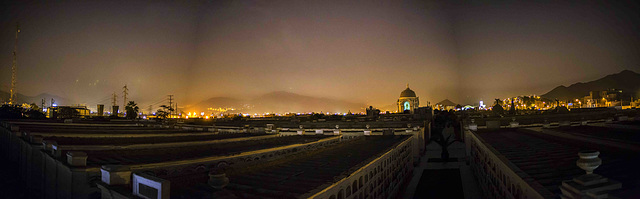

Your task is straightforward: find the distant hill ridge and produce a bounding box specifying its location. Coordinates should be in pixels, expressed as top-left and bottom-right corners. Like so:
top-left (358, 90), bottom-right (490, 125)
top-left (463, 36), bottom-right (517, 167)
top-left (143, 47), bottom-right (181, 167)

top-left (190, 91), bottom-right (366, 114)
top-left (541, 70), bottom-right (640, 101)
top-left (0, 90), bottom-right (70, 105)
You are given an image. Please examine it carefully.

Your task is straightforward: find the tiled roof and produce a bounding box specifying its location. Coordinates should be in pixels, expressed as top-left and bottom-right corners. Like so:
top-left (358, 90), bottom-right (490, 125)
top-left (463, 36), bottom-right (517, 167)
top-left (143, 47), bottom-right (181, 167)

top-left (84, 135), bottom-right (330, 166)
top-left (178, 136), bottom-right (411, 198)
top-left (477, 128), bottom-right (640, 197)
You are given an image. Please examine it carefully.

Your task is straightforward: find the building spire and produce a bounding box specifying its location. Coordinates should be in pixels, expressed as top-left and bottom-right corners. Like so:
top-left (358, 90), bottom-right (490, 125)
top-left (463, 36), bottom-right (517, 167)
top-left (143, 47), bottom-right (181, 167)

top-left (406, 83), bottom-right (409, 88)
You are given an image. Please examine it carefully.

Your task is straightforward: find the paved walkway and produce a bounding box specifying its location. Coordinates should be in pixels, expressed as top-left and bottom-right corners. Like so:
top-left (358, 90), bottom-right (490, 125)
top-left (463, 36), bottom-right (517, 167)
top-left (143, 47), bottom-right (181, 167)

top-left (402, 127), bottom-right (483, 199)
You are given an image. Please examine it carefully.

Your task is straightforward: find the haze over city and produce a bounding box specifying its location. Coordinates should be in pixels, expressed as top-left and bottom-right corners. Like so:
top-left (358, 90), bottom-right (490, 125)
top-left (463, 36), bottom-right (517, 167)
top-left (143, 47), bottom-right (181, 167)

top-left (2, 1), bottom-right (640, 199)
top-left (1, 0), bottom-right (639, 112)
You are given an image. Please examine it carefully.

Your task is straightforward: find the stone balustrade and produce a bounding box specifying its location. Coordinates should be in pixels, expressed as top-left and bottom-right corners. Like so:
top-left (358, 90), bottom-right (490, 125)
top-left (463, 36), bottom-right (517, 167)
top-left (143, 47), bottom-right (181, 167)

top-left (466, 130), bottom-right (553, 199)
top-left (304, 136), bottom-right (414, 199)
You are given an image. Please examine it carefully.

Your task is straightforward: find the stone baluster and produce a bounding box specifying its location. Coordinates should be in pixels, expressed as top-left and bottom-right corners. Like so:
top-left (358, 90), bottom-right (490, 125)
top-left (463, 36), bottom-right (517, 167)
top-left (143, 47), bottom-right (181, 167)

top-left (333, 125), bottom-right (341, 135)
top-left (469, 119), bottom-right (478, 131)
top-left (509, 117), bottom-right (519, 128)
top-left (559, 150), bottom-right (621, 199)
top-left (543, 118), bottom-right (551, 129)
top-left (208, 168), bottom-right (229, 190)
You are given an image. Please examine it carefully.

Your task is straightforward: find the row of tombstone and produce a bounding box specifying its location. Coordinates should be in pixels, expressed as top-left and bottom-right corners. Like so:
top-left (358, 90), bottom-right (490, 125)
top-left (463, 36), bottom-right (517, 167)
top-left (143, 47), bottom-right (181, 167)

top-left (465, 116), bottom-right (640, 130)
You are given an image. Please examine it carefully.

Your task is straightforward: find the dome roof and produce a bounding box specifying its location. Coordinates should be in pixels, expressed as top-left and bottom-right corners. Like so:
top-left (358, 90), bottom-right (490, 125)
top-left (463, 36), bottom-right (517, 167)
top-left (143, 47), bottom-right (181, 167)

top-left (400, 85), bottom-right (416, 98)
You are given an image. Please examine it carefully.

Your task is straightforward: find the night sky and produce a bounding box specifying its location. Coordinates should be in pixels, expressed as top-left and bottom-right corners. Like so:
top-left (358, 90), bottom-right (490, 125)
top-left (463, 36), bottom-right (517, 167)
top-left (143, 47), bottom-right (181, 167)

top-left (1, 0), bottom-right (638, 110)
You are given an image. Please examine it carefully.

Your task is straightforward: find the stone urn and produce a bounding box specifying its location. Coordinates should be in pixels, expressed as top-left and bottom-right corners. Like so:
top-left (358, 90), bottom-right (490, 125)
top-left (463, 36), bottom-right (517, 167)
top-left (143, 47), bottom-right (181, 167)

top-left (605, 117), bottom-right (613, 123)
top-left (208, 169), bottom-right (229, 190)
top-left (543, 119), bottom-right (551, 129)
top-left (468, 119), bottom-right (478, 131)
top-left (576, 150), bottom-right (601, 174)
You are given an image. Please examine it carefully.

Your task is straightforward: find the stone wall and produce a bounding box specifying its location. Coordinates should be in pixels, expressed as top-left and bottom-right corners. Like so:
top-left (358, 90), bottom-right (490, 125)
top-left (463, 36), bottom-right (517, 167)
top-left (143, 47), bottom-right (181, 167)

top-left (465, 130), bottom-right (554, 199)
top-left (304, 136), bottom-right (414, 199)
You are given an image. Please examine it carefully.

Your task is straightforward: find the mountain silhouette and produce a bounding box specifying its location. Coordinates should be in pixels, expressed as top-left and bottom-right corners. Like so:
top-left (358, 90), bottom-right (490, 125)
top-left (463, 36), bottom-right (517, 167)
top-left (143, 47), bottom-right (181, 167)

top-left (0, 91), bottom-right (71, 106)
top-left (541, 70), bottom-right (640, 101)
top-left (191, 91), bottom-right (365, 114)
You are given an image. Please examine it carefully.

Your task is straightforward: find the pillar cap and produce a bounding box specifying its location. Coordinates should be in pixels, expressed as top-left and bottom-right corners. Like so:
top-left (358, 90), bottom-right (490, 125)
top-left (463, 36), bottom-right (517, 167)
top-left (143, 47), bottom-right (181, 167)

top-left (67, 151), bottom-right (87, 157)
top-left (102, 165), bottom-right (131, 172)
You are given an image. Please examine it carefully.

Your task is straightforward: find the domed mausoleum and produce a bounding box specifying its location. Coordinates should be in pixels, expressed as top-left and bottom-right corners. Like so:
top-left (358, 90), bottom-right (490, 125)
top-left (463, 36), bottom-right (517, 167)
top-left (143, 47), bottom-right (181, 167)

top-left (397, 84), bottom-right (419, 113)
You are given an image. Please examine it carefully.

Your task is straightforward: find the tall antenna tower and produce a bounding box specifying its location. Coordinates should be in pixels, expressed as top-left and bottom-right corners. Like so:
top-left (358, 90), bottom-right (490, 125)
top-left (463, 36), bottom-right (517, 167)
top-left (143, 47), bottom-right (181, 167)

top-left (122, 85), bottom-right (129, 107)
top-left (9, 23), bottom-right (20, 105)
top-left (168, 95), bottom-right (173, 118)
top-left (112, 92), bottom-right (117, 107)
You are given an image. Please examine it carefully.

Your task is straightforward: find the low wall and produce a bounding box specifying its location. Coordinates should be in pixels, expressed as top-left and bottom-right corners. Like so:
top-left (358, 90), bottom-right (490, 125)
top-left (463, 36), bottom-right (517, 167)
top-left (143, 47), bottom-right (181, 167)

top-left (304, 136), bottom-right (414, 199)
top-left (465, 130), bottom-right (554, 199)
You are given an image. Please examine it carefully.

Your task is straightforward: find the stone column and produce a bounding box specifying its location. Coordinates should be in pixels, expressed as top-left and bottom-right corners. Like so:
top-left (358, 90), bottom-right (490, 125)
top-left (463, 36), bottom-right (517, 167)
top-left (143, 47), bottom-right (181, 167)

top-left (66, 151), bottom-right (88, 167)
top-left (42, 140), bottom-right (57, 154)
top-left (468, 119), bottom-right (478, 131)
top-left (101, 165), bottom-right (132, 185)
top-left (605, 117), bottom-right (613, 123)
top-left (333, 125), bottom-right (341, 135)
top-left (509, 117), bottom-right (519, 128)
top-left (364, 124), bottom-right (371, 135)
top-left (543, 119), bottom-right (551, 128)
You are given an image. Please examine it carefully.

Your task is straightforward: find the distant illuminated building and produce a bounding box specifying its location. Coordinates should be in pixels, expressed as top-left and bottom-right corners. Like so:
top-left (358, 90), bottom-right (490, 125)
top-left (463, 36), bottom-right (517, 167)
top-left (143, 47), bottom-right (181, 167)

top-left (397, 84), bottom-right (419, 114)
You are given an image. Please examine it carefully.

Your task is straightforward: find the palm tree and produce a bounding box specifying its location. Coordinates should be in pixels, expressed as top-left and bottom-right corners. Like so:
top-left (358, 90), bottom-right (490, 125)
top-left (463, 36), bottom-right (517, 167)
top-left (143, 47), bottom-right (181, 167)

top-left (125, 101), bottom-right (139, 119)
top-left (431, 110), bottom-right (459, 161)
top-left (493, 99), bottom-right (504, 116)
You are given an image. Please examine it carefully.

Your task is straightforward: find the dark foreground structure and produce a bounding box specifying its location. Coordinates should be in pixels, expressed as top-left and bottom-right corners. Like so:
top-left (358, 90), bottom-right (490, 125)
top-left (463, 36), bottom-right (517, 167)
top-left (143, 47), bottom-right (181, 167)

top-left (0, 119), bottom-right (424, 199)
top-left (2, 109), bottom-right (639, 198)
top-left (464, 114), bottom-right (640, 198)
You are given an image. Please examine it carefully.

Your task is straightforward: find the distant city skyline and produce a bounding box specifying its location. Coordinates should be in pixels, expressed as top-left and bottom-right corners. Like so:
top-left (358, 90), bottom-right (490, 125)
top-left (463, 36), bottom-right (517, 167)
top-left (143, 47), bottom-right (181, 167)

top-left (1, 1), bottom-right (638, 108)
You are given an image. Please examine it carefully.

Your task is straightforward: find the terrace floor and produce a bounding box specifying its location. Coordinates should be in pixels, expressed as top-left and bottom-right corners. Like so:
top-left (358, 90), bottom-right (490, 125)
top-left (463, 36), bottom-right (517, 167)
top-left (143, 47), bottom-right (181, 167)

top-left (403, 127), bottom-right (482, 199)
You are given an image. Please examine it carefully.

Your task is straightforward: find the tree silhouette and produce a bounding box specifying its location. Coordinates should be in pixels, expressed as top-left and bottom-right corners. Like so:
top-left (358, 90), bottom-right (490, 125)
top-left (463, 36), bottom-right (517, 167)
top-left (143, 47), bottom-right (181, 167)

top-left (431, 110), bottom-right (460, 161)
top-left (0, 105), bottom-right (46, 119)
top-left (493, 99), bottom-right (504, 116)
top-left (508, 98), bottom-right (517, 115)
top-left (125, 101), bottom-right (139, 119)
top-left (156, 104), bottom-right (174, 120)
